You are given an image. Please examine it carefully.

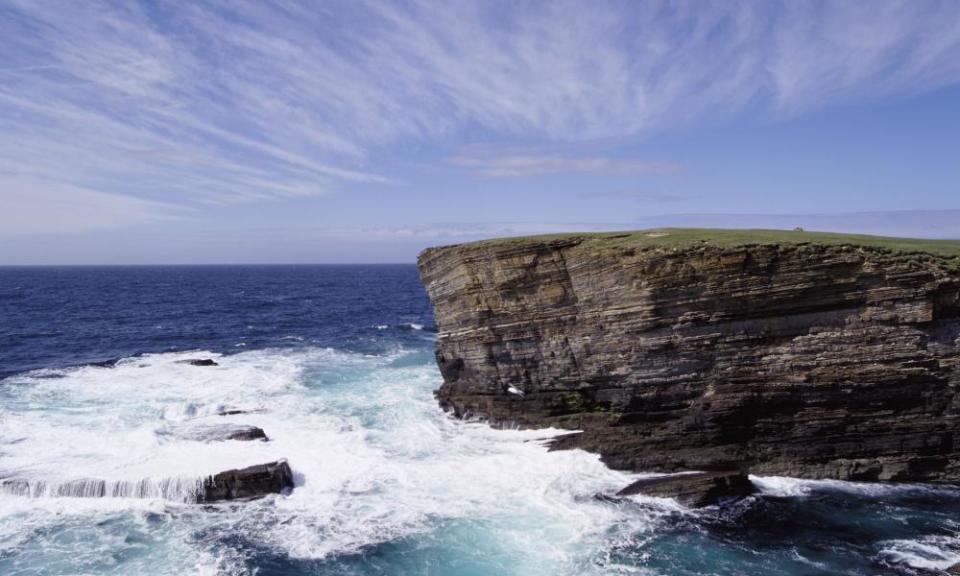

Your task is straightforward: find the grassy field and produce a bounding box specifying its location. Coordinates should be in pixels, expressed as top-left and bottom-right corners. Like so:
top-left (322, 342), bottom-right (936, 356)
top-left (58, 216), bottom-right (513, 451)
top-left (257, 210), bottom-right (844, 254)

top-left (463, 228), bottom-right (960, 258)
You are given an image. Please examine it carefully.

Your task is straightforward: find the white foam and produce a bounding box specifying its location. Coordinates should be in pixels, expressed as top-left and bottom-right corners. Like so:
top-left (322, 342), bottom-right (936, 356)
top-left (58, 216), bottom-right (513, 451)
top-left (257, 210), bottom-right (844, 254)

top-left (0, 497), bottom-right (247, 575)
top-left (878, 534), bottom-right (960, 571)
top-left (8, 347), bottom-right (960, 574)
top-left (751, 475), bottom-right (960, 499)
top-left (0, 349), bottom-right (304, 482)
top-left (789, 548), bottom-right (829, 570)
top-left (0, 346), bottom-right (670, 574)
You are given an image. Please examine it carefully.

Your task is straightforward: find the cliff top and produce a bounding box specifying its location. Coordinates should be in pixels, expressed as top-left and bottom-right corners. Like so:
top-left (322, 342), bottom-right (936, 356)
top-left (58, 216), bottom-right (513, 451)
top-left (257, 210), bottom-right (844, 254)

top-left (427, 228), bottom-right (960, 259)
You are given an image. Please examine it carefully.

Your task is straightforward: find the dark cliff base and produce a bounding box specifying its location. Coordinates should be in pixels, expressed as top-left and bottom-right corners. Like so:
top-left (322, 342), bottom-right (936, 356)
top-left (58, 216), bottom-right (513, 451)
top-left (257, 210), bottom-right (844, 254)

top-left (418, 228), bottom-right (960, 483)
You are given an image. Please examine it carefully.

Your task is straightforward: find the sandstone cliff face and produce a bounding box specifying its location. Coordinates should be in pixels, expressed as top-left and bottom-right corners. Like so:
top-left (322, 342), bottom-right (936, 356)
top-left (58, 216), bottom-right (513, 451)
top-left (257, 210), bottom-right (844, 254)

top-left (418, 232), bottom-right (960, 482)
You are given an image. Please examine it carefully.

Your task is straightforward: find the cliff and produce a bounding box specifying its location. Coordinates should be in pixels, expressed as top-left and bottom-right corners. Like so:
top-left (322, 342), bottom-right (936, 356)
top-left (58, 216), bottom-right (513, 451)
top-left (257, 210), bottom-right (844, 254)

top-left (418, 229), bottom-right (960, 482)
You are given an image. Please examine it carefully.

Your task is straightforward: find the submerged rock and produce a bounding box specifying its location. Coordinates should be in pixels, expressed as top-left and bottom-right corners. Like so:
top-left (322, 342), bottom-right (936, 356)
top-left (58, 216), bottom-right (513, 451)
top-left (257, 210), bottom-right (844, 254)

top-left (216, 407), bottom-right (262, 416)
top-left (161, 424), bottom-right (268, 442)
top-left (177, 358), bottom-right (219, 367)
top-left (199, 460), bottom-right (294, 502)
top-left (87, 358), bottom-right (121, 368)
top-left (418, 230), bottom-right (960, 482)
top-left (615, 471), bottom-right (754, 507)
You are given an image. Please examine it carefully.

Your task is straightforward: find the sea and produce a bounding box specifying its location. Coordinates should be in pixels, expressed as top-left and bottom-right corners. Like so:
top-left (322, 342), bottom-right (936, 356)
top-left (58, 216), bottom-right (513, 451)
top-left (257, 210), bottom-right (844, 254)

top-left (0, 265), bottom-right (958, 576)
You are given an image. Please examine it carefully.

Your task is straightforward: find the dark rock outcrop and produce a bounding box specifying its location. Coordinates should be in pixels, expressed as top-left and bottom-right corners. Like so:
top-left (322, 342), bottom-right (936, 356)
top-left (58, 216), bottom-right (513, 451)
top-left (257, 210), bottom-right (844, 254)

top-left (177, 358), bottom-right (219, 367)
top-left (87, 358), bottom-right (121, 368)
top-left (199, 460), bottom-right (294, 502)
top-left (418, 230), bottom-right (960, 483)
top-left (216, 407), bottom-right (261, 416)
top-left (615, 471), bottom-right (754, 507)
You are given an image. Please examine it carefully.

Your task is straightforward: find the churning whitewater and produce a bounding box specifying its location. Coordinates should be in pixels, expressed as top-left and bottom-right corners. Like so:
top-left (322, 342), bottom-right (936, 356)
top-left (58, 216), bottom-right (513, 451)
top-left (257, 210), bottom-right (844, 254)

top-left (0, 347), bottom-right (658, 574)
top-left (1, 265), bottom-right (958, 575)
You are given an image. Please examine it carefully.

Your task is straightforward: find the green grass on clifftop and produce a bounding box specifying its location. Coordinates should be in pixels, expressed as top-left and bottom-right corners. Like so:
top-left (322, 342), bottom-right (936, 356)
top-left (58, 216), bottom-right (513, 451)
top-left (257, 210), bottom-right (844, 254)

top-left (460, 228), bottom-right (960, 258)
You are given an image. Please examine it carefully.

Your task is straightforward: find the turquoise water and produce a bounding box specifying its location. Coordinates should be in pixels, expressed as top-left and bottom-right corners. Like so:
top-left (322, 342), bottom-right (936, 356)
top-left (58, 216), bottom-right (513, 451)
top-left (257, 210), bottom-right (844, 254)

top-left (1, 266), bottom-right (958, 575)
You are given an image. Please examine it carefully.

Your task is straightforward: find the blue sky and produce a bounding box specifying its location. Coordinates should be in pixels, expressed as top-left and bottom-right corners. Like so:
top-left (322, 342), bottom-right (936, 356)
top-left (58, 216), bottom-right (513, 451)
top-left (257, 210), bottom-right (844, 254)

top-left (1, 0), bottom-right (959, 264)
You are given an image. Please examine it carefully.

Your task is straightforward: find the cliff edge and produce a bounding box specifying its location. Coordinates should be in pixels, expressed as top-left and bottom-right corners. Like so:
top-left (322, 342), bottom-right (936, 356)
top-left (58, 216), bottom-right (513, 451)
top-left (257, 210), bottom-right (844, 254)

top-left (418, 228), bottom-right (960, 482)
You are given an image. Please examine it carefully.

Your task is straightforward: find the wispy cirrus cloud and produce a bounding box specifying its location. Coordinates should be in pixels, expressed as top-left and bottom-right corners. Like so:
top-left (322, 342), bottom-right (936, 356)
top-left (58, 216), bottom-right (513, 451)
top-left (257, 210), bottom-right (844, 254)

top-left (355, 221), bottom-right (634, 242)
top-left (449, 153), bottom-right (682, 178)
top-left (1, 1), bottom-right (959, 235)
top-left (579, 189), bottom-right (689, 203)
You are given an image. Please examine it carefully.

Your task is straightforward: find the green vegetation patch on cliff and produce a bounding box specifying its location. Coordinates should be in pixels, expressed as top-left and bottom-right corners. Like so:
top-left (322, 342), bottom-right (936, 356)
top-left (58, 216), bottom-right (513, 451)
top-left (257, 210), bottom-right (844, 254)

top-left (431, 228), bottom-right (960, 259)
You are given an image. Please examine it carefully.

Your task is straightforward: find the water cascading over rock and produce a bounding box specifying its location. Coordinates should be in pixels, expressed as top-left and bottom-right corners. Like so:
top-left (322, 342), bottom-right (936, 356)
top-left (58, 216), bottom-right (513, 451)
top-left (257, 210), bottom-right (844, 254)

top-left (0, 460), bottom-right (294, 503)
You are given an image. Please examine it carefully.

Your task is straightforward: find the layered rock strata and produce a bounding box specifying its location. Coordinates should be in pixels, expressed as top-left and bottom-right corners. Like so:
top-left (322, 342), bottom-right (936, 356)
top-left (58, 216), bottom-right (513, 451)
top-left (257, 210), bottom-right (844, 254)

top-left (418, 231), bottom-right (960, 483)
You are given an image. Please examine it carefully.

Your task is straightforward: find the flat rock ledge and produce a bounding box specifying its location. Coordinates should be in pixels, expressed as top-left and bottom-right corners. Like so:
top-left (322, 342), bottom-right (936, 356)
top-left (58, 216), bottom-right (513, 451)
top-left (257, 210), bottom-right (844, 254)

top-left (615, 471), bottom-right (754, 507)
top-left (200, 460), bottom-right (294, 503)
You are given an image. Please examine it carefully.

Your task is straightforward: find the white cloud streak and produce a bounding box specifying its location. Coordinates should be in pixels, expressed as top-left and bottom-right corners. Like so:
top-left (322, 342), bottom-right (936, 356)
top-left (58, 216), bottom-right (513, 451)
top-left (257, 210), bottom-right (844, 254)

top-left (1, 0), bottom-right (959, 234)
top-left (449, 153), bottom-right (682, 178)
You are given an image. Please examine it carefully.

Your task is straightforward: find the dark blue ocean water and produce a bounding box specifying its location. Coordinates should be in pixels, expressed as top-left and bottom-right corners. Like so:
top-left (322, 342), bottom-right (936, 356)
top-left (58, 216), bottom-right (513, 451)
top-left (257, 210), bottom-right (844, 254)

top-left (0, 265), bottom-right (433, 379)
top-left (1, 266), bottom-right (958, 576)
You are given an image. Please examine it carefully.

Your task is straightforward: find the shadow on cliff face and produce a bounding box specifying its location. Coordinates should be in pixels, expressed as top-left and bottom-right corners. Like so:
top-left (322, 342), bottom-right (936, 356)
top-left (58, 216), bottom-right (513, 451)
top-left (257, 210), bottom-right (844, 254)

top-left (597, 483), bottom-right (960, 576)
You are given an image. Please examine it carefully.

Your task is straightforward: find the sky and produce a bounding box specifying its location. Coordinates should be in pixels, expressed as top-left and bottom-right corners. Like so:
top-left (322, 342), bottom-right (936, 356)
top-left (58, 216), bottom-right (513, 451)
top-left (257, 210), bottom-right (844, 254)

top-left (1, 0), bottom-right (959, 264)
